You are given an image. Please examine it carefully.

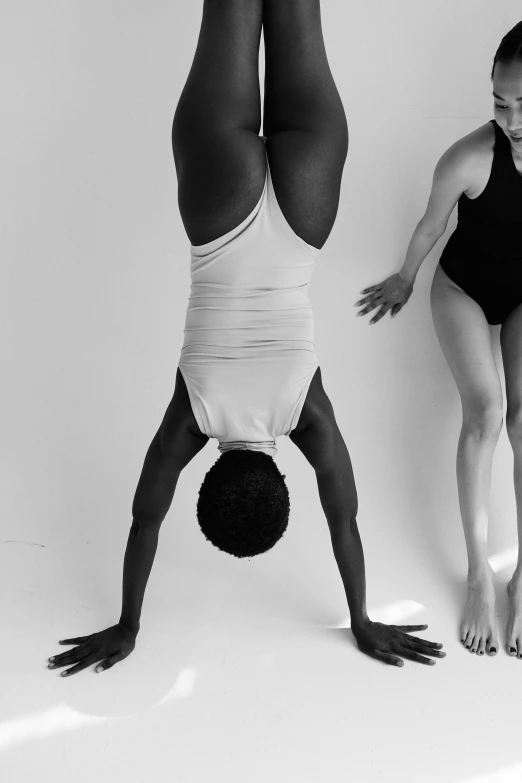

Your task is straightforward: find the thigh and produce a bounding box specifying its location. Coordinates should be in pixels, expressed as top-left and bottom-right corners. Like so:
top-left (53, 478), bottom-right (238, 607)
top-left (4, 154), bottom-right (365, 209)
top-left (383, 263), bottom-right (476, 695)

top-left (172, 0), bottom-right (266, 246)
top-left (431, 265), bottom-right (503, 416)
top-left (173, 130), bottom-right (267, 246)
top-left (262, 0), bottom-right (348, 249)
top-left (265, 129), bottom-right (348, 249)
top-left (500, 301), bottom-right (522, 413)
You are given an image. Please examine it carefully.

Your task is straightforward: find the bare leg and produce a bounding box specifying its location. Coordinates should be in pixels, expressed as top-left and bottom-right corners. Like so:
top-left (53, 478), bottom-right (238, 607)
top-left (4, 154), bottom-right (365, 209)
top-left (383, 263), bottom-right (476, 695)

top-left (431, 265), bottom-right (502, 656)
top-left (500, 303), bottom-right (522, 658)
top-left (172, 0), bottom-right (266, 245)
top-left (262, 0), bottom-right (348, 248)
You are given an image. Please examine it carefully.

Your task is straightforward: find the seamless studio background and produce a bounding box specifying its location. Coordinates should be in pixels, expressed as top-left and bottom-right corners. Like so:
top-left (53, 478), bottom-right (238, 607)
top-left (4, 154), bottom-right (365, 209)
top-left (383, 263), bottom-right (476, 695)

top-left (2, 1), bottom-right (522, 782)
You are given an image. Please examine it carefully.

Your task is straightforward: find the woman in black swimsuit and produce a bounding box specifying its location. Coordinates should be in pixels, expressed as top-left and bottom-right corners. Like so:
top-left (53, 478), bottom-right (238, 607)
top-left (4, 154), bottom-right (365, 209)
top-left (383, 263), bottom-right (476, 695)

top-left (356, 22), bottom-right (522, 660)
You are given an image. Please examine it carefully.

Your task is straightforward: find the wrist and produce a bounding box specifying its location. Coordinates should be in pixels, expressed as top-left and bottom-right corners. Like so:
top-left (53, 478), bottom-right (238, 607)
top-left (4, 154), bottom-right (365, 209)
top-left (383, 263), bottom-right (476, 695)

top-left (398, 268), bottom-right (415, 286)
top-left (351, 615), bottom-right (371, 634)
top-left (119, 617), bottom-right (140, 636)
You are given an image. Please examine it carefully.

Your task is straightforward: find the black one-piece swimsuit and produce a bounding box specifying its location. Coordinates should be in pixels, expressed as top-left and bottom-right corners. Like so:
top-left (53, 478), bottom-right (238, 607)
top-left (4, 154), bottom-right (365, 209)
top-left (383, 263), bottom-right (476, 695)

top-left (439, 119), bottom-right (522, 325)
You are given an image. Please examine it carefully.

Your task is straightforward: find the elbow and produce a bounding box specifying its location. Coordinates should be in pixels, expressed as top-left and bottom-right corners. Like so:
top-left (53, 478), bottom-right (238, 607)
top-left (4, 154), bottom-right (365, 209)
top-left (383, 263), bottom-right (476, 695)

top-left (328, 512), bottom-right (358, 536)
top-left (130, 517), bottom-right (162, 537)
top-left (417, 218), bottom-right (445, 240)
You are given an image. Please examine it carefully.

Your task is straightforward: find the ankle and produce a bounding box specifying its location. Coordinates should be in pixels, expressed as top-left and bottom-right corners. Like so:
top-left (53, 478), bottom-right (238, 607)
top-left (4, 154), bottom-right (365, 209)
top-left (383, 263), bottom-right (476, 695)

top-left (467, 564), bottom-right (493, 584)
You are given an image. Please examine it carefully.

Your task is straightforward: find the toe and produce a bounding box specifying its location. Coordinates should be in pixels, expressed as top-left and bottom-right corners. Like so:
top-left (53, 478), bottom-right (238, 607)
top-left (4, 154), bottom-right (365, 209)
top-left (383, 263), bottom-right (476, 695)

top-left (486, 638), bottom-right (498, 656)
top-left (477, 637), bottom-right (486, 656)
top-left (507, 640), bottom-right (517, 655)
top-left (467, 632), bottom-right (477, 652)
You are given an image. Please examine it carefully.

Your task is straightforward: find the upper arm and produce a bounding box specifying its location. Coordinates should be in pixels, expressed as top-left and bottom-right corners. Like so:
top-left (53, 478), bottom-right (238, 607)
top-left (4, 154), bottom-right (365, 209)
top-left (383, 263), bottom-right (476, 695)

top-left (419, 134), bottom-right (481, 236)
top-left (162, 420), bottom-right (209, 474)
top-left (290, 405), bottom-right (358, 525)
top-left (158, 368), bottom-right (210, 473)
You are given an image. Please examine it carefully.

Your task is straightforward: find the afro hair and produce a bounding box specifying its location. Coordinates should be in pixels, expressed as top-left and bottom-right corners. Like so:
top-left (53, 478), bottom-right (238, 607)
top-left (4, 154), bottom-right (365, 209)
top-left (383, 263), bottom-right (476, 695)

top-left (196, 449), bottom-right (290, 558)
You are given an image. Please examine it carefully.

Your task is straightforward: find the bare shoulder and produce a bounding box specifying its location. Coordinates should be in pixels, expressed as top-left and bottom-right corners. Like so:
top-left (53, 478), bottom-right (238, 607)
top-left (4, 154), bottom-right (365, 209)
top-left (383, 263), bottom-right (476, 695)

top-left (289, 367), bottom-right (341, 469)
top-left (291, 367), bottom-right (333, 434)
top-left (438, 121), bottom-right (495, 196)
top-left (158, 368), bottom-right (209, 472)
top-left (173, 367), bottom-right (206, 436)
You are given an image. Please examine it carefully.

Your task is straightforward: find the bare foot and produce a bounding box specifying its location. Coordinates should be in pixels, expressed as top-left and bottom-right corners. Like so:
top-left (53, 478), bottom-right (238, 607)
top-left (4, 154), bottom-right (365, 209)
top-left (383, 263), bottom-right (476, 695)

top-left (460, 566), bottom-right (498, 656)
top-left (506, 570), bottom-right (522, 658)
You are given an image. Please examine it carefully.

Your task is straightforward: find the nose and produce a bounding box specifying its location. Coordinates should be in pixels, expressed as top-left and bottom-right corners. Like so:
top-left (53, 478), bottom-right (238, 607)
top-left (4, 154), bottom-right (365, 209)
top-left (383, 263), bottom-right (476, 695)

top-left (506, 112), bottom-right (522, 132)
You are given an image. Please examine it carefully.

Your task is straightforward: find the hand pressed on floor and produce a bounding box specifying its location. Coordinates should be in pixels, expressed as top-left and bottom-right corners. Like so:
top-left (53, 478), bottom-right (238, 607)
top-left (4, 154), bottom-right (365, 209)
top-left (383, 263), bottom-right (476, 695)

top-left (352, 621), bottom-right (445, 666)
top-left (48, 623), bottom-right (136, 676)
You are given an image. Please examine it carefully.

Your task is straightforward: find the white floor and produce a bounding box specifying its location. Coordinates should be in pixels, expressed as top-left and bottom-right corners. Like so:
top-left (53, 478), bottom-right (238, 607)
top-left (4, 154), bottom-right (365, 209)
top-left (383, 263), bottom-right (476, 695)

top-left (3, 429), bottom-right (522, 783)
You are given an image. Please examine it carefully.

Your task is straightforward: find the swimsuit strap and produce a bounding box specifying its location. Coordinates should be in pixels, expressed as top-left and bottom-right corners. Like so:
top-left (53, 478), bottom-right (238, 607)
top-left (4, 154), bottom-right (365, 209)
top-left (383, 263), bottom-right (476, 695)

top-left (491, 119), bottom-right (520, 184)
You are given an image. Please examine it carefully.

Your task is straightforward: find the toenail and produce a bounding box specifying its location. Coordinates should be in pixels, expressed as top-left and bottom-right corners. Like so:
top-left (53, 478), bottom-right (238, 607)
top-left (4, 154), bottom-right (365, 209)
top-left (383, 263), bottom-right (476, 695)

top-left (511, 647), bottom-right (516, 653)
top-left (490, 647), bottom-right (496, 653)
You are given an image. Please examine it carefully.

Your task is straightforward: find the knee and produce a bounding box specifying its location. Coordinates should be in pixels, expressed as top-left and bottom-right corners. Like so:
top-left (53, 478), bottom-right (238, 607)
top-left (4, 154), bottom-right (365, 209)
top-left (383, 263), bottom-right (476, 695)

top-left (462, 403), bottom-right (503, 439)
top-left (506, 405), bottom-right (522, 438)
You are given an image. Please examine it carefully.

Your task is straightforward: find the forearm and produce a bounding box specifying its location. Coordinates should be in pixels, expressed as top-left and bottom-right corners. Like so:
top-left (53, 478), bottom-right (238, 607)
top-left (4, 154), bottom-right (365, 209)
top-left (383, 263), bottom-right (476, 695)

top-left (329, 518), bottom-right (370, 632)
top-left (399, 221), bottom-right (443, 284)
top-left (118, 431), bottom-right (181, 634)
top-left (118, 521), bottom-right (160, 634)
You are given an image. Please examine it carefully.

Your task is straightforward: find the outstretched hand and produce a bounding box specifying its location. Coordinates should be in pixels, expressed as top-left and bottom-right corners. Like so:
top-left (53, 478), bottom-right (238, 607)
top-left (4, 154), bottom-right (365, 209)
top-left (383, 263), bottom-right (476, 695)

top-left (355, 272), bottom-right (414, 324)
top-left (47, 623), bottom-right (136, 677)
top-left (352, 621), bottom-right (445, 667)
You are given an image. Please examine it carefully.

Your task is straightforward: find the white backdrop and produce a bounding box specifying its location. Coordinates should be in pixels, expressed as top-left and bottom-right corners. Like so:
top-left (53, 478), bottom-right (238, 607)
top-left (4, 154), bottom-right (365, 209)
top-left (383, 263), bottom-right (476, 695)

top-left (2, 3), bottom-right (522, 782)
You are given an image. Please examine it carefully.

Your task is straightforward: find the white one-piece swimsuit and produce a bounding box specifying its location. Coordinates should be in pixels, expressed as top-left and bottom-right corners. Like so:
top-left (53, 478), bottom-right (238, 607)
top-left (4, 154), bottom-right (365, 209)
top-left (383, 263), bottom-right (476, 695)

top-left (178, 145), bottom-right (321, 459)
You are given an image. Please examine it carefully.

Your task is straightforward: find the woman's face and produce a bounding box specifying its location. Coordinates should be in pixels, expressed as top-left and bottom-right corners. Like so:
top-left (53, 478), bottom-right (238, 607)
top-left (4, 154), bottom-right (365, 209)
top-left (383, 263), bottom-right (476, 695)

top-left (492, 59), bottom-right (522, 147)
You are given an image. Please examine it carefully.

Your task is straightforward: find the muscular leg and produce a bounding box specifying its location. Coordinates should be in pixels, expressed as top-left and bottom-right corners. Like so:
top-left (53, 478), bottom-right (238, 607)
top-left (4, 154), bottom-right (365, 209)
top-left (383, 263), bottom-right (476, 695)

top-left (172, 0), bottom-right (266, 245)
top-left (500, 303), bottom-right (522, 658)
top-left (262, 0), bottom-right (348, 248)
top-left (431, 265), bottom-right (502, 656)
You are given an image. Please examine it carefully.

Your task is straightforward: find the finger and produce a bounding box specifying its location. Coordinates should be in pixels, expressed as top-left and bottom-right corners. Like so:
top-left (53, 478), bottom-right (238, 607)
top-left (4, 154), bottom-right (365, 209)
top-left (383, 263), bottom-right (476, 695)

top-left (59, 636), bottom-right (91, 645)
top-left (360, 286), bottom-right (382, 294)
top-left (398, 633), bottom-right (443, 649)
top-left (96, 652), bottom-right (125, 673)
top-left (357, 302), bottom-right (381, 316)
top-left (398, 648), bottom-right (436, 666)
top-left (392, 624), bottom-right (428, 632)
top-left (371, 648), bottom-right (404, 667)
top-left (391, 304), bottom-right (403, 317)
top-left (356, 291), bottom-right (382, 306)
top-left (49, 645), bottom-right (92, 669)
top-left (401, 639), bottom-right (446, 658)
top-left (370, 305), bottom-right (392, 324)
top-left (60, 654), bottom-right (100, 678)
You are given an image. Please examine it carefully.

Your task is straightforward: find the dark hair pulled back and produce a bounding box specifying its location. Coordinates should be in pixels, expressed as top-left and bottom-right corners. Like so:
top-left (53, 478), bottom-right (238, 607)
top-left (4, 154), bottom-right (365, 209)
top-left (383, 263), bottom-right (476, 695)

top-left (492, 21), bottom-right (522, 79)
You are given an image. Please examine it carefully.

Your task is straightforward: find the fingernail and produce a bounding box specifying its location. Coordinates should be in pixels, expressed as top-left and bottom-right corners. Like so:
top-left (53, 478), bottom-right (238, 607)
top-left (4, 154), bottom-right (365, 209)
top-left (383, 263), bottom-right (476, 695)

top-left (96, 665), bottom-right (103, 673)
top-left (48, 663), bottom-right (55, 668)
top-left (61, 671), bottom-right (68, 677)
top-left (49, 657), bottom-right (55, 662)
top-left (396, 661), bottom-right (403, 667)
